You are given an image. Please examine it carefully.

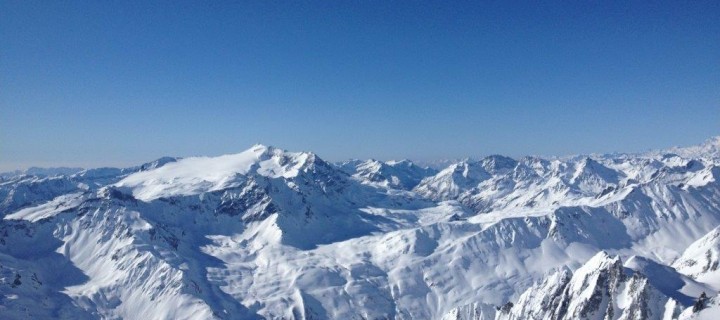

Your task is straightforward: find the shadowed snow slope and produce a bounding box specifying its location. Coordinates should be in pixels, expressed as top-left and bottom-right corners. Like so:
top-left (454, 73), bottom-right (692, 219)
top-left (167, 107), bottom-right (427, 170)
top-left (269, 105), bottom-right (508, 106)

top-left (2, 138), bottom-right (720, 319)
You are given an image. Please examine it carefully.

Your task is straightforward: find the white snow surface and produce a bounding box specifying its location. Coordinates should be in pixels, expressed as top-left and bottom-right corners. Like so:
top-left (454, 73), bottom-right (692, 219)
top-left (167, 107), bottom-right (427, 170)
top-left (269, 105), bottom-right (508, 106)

top-left (1, 137), bottom-right (720, 319)
top-left (4, 192), bottom-right (85, 222)
top-left (116, 145), bottom-right (313, 201)
top-left (673, 226), bottom-right (720, 290)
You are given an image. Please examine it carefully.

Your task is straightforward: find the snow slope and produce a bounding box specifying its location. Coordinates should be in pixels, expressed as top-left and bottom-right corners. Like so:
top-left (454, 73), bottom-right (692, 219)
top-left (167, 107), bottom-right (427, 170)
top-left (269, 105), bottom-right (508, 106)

top-left (1, 137), bottom-right (720, 319)
top-left (339, 159), bottom-right (436, 189)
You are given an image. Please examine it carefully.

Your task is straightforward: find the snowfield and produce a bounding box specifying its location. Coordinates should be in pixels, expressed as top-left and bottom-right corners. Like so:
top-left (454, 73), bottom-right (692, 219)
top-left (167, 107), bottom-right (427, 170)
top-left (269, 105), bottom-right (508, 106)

top-left (1, 137), bottom-right (720, 319)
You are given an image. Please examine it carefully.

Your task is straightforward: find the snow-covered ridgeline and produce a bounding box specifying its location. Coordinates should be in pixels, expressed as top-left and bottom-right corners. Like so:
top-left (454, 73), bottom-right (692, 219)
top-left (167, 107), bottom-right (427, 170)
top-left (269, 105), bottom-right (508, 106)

top-left (0, 137), bottom-right (719, 319)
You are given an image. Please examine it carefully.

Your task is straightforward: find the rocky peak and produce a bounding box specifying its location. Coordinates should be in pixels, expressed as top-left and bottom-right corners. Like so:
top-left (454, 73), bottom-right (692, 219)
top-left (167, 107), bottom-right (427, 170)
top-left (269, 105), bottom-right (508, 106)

top-left (479, 155), bottom-right (518, 175)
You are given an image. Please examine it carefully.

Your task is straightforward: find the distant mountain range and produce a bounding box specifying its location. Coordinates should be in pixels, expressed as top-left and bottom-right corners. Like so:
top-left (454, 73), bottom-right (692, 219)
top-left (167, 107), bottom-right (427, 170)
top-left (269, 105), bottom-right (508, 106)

top-left (2, 137), bottom-right (720, 319)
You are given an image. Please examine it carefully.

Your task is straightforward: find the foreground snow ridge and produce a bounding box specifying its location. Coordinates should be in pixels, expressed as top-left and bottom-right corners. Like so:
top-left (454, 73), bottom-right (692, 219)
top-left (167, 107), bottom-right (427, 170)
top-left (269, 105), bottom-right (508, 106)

top-left (2, 137), bottom-right (720, 319)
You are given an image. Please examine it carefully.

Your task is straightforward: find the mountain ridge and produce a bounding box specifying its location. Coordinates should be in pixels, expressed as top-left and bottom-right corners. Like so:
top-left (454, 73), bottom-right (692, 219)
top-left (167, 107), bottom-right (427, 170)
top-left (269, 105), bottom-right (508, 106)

top-left (1, 136), bottom-right (720, 319)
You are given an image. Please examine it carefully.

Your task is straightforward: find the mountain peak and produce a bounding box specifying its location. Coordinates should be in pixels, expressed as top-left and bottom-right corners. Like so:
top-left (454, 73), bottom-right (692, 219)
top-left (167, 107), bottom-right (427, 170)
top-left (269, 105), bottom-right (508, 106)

top-left (705, 136), bottom-right (720, 147)
top-left (139, 156), bottom-right (178, 171)
top-left (349, 158), bottom-right (435, 189)
top-left (577, 251), bottom-right (622, 273)
top-left (250, 143), bottom-right (270, 151)
top-left (248, 143), bottom-right (282, 157)
top-left (673, 226), bottom-right (720, 284)
top-left (480, 154), bottom-right (517, 174)
top-left (661, 136), bottom-right (720, 161)
top-left (386, 159), bottom-right (414, 166)
top-left (114, 145), bottom-right (326, 201)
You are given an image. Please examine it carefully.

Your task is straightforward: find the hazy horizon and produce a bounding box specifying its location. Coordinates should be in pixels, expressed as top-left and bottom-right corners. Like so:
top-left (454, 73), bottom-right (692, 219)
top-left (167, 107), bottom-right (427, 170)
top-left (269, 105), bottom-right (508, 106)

top-left (3, 1), bottom-right (719, 171)
top-left (2, 135), bottom-right (719, 173)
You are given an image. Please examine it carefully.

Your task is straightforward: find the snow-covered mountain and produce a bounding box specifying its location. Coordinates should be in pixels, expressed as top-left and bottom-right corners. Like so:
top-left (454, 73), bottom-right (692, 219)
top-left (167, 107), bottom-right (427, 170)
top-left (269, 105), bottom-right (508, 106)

top-left (337, 159), bottom-right (436, 189)
top-left (2, 137), bottom-right (720, 319)
top-left (0, 167), bottom-right (84, 179)
top-left (443, 251), bottom-right (714, 320)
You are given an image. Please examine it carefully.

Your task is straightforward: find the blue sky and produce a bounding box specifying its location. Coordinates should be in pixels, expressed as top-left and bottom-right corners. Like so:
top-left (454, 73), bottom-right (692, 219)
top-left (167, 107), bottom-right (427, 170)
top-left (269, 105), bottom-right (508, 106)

top-left (1, 1), bottom-right (718, 170)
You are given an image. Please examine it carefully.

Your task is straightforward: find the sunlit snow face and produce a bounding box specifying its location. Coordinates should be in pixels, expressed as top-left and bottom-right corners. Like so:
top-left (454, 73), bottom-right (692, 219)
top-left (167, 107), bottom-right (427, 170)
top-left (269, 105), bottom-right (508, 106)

top-left (114, 145), bottom-right (317, 201)
top-left (2, 138), bottom-right (720, 320)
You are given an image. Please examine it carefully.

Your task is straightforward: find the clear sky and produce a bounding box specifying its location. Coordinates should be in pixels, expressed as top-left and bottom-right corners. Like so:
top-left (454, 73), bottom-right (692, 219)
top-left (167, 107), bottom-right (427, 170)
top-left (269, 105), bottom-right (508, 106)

top-left (1, 1), bottom-right (719, 170)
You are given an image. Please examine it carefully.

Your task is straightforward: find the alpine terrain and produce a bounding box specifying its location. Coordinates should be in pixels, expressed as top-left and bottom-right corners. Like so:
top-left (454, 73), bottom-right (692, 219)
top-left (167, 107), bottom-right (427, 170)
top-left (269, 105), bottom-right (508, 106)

top-left (2, 137), bottom-right (720, 320)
